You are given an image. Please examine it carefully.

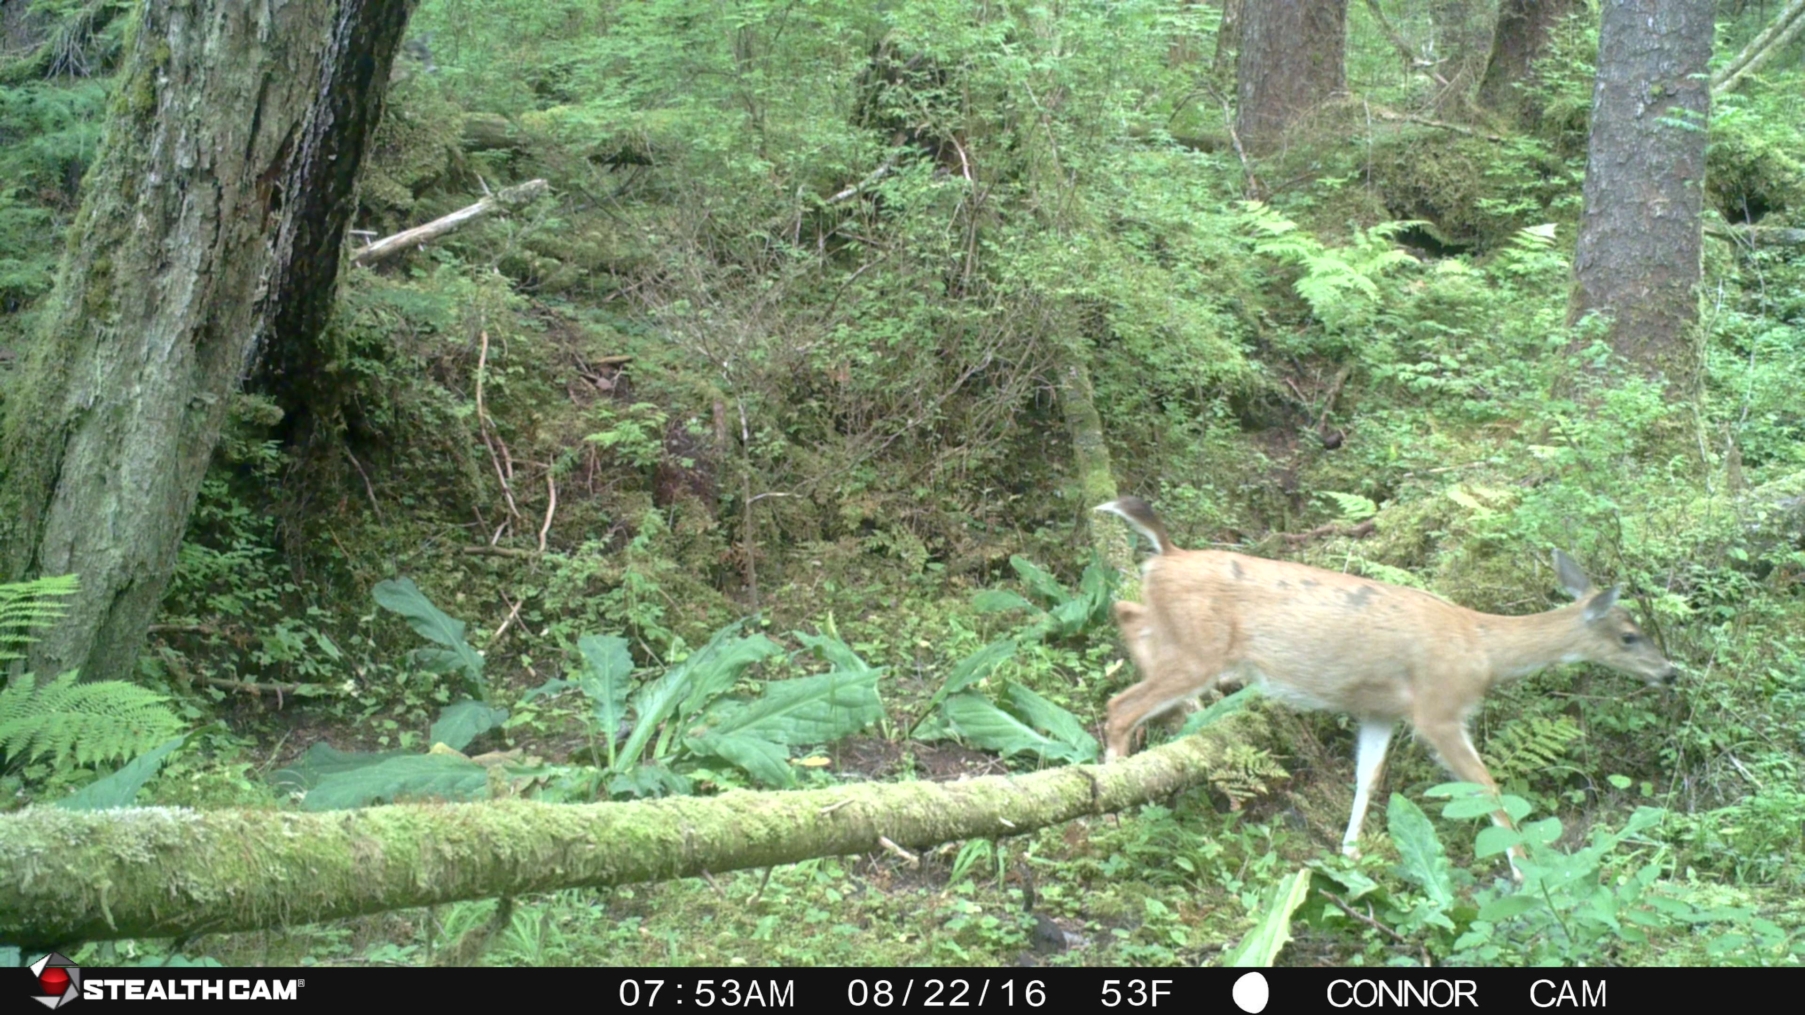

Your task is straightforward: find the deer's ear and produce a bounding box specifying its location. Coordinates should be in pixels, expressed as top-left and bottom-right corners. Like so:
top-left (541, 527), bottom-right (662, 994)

top-left (1582, 585), bottom-right (1620, 622)
top-left (1552, 549), bottom-right (1593, 599)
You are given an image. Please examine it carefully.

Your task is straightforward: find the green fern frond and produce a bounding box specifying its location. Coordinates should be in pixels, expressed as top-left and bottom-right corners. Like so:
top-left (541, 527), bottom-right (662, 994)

top-left (1488, 715), bottom-right (1584, 785)
top-left (0, 670), bottom-right (184, 769)
top-left (1210, 743), bottom-right (1289, 807)
top-left (0, 573), bottom-right (79, 660)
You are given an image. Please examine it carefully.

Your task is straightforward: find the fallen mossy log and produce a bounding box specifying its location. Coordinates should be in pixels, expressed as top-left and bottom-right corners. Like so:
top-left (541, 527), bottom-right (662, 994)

top-left (0, 712), bottom-right (1259, 948)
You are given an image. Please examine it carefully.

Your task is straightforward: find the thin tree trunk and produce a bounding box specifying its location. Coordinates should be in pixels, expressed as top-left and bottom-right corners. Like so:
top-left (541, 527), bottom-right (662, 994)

top-left (1051, 314), bottom-right (1131, 570)
top-left (0, 0), bottom-right (416, 683)
top-left (1479, 0), bottom-right (1575, 117)
top-left (0, 716), bottom-right (1256, 948)
top-left (1713, 0), bottom-right (1805, 96)
top-left (1235, 0), bottom-right (1347, 156)
top-left (1570, 0), bottom-right (1712, 396)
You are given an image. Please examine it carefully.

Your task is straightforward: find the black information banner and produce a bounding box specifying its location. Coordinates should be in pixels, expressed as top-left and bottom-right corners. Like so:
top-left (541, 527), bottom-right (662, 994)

top-left (17, 961), bottom-right (1785, 1012)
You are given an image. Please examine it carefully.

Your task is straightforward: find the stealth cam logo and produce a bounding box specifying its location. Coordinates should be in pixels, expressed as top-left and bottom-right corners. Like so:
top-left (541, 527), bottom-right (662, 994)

top-left (29, 952), bottom-right (80, 1009)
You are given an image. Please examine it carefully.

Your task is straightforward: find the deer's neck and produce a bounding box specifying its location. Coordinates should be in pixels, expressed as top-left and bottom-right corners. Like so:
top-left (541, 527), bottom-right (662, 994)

top-left (1474, 602), bottom-right (1591, 686)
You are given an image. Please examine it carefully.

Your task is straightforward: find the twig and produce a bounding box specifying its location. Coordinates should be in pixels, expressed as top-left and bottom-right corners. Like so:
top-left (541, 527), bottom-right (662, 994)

top-left (1724, 752), bottom-right (1764, 791)
top-left (492, 593), bottom-right (525, 643)
top-left (345, 447), bottom-right (384, 522)
top-left (1322, 889), bottom-right (1431, 966)
top-left (475, 329), bottom-right (522, 522)
top-left (877, 835), bottom-right (920, 866)
top-left (749, 867), bottom-right (777, 907)
top-left (460, 545), bottom-right (541, 559)
top-left (538, 471), bottom-right (557, 554)
top-left (1218, 88), bottom-right (1262, 200)
top-left (1369, 108), bottom-right (1506, 142)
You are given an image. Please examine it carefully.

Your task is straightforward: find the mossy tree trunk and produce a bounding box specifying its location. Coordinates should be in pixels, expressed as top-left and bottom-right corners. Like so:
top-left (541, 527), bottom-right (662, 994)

top-left (0, 0), bottom-right (417, 683)
top-left (0, 717), bottom-right (1256, 949)
top-left (1234, 0), bottom-right (1346, 156)
top-left (1570, 0), bottom-right (1711, 398)
top-left (1478, 0), bottom-right (1575, 120)
top-left (1050, 305), bottom-right (1131, 570)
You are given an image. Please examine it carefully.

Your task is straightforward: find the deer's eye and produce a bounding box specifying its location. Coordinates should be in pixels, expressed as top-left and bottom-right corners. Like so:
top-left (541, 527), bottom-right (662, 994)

top-left (1621, 633), bottom-right (1641, 647)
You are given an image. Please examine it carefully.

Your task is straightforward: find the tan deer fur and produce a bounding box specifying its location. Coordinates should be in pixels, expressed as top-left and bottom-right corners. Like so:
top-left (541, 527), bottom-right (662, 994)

top-left (1096, 497), bottom-right (1677, 880)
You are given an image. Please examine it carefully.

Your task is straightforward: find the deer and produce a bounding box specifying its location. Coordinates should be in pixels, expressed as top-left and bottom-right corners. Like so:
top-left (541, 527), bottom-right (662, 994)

top-left (1094, 496), bottom-right (1677, 880)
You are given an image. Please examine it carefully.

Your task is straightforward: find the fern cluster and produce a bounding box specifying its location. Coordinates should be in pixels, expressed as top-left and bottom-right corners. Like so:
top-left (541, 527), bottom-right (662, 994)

top-left (0, 575), bottom-right (185, 772)
top-left (0, 573), bottom-right (78, 660)
top-left (0, 671), bottom-right (185, 769)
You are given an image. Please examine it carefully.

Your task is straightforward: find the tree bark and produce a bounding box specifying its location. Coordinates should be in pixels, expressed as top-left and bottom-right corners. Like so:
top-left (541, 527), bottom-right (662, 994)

top-left (1210, 0), bottom-right (1242, 90)
top-left (1478, 0), bottom-right (1575, 117)
top-left (0, 716), bottom-right (1257, 948)
top-left (1570, 0), bottom-right (1712, 395)
top-left (1234, 0), bottom-right (1347, 156)
top-left (1050, 311), bottom-right (1131, 570)
top-left (0, 0), bottom-right (417, 683)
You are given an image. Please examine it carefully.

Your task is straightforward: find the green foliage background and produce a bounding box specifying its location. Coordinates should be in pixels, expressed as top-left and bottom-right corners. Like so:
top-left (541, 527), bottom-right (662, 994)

top-left (1, 0), bottom-right (1803, 968)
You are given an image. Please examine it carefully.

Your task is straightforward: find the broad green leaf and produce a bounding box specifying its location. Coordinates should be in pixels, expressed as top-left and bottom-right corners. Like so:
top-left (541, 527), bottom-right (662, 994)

top-left (793, 629), bottom-right (878, 676)
top-left (685, 732), bottom-right (793, 787)
top-left (1521, 816), bottom-right (1563, 846)
top-left (1044, 595), bottom-right (1093, 637)
top-left (614, 621), bottom-right (777, 771)
top-left (1474, 825), bottom-right (1524, 858)
top-left (1477, 893), bottom-right (1537, 921)
top-left (701, 669), bottom-right (882, 745)
top-left (578, 634), bottom-right (635, 759)
top-left (940, 693), bottom-right (1088, 763)
top-left (1387, 794), bottom-right (1454, 907)
top-left (675, 629), bottom-right (781, 722)
top-left (1308, 861), bottom-right (1381, 903)
top-left (1225, 868), bottom-right (1314, 967)
top-left (1009, 556), bottom-right (1070, 606)
top-left (301, 753), bottom-right (489, 810)
top-left (1002, 683), bottom-right (1098, 759)
top-left (372, 578), bottom-right (487, 699)
top-left (430, 699), bottom-right (509, 752)
top-left (1076, 555), bottom-right (1116, 624)
top-left (1428, 781), bottom-right (1531, 822)
top-left (55, 736), bottom-right (186, 810)
top-left (272, 742), bottom-right (409, 794)
top-left (917, 637), bottom-right (1017, 725)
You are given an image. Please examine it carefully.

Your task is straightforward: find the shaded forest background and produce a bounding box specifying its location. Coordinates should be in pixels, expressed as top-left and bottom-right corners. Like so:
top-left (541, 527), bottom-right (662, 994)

top-left (2, 0), bottom-right (1804, 967)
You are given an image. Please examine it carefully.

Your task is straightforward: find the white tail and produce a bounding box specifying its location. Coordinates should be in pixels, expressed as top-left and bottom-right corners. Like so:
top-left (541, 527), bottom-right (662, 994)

top-left (1096, 497), bottom-right (1677, 880)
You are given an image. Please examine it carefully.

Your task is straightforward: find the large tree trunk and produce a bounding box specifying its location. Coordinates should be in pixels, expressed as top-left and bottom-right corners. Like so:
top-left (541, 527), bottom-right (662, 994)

top-left (1234, 0), bottom-right (1347, 156)
top-left (1478, 0), bottom-right (1575, 118)
top-left (0, 716), bottom-right (1257, 948)
top-left (1570, 0), bottom-right (1711, 395)
top-left (0, 0), bottom-right (416, 683)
